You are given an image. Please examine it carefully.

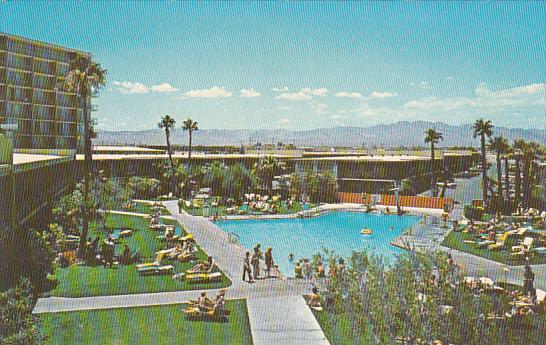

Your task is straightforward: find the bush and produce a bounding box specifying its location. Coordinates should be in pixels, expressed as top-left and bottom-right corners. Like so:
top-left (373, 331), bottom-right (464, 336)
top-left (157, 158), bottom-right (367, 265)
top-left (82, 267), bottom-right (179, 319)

top-left (0, 278), bottom-right (43, 345)
top-left (464, 205), bottom-right (484, 220)
top-left (127, 177), bottom-right (160, 199)
top-left (0, 227), bottom-right (54, 292)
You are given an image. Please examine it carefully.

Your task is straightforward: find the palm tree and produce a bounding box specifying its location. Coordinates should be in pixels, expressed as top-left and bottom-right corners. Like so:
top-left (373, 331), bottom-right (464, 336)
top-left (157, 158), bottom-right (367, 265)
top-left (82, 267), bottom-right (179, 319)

top-left (182, 118), bottom-right (199, 166)
top-left (424, 128), bottom-right (443, 197)
top-left (253, 156), bottom-right (286, 196)
top-left (158, 115), bottom-right (176, 170)
top-left (472, 119), bottom-right (494, 202)
top-left (62, 54), bottom-right (107, 257)
top-left (488, 136), bottom-right (508, 204)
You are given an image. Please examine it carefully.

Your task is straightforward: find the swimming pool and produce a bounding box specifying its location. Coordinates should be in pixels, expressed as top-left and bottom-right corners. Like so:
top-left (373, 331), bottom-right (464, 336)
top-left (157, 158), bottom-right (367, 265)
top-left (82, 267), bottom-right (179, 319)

top-left (218, 211), bottom-right (421, 276)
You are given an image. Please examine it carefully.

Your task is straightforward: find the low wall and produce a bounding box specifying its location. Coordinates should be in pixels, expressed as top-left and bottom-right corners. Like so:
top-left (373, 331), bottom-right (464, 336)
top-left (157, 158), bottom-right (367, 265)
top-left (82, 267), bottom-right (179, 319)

top-left (337, 192), bottom-right (453, 210)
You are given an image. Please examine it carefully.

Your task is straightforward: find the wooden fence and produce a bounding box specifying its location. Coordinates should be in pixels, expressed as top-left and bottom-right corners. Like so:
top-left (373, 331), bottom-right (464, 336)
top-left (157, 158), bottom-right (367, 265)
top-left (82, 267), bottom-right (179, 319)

top-left (337, 192), bottom-right (453, 210)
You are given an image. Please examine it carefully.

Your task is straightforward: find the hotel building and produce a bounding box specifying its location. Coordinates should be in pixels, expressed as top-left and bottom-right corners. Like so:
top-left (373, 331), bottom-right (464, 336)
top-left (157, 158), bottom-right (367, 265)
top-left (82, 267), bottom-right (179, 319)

top-left (0, 33), bottom-right (89, 230)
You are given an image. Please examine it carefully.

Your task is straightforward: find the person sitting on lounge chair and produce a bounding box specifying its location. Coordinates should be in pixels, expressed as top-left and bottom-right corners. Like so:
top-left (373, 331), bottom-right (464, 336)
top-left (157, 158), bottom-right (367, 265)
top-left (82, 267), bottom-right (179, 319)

top-left (168, 244), bottom-right (184, 260)
top-left (197, 292), bottom-right (214, 312)
top-left (307, 287), bottom-right (322, 308)
top-left (213, 289), bottom-right (226, 312)
top-left (187, 256), bottom-right (214, 274)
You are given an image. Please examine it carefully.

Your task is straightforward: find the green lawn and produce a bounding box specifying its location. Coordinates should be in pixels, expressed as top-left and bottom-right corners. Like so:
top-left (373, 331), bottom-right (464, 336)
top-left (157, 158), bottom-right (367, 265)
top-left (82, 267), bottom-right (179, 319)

top-left (312, 309), bottom-right (374, 345)
top-left (44, 214), bottom-right (231, 297)
top-left (40, 300), bottom-right (253, 345)
top-left (442, 231), bottom-right (546, 265)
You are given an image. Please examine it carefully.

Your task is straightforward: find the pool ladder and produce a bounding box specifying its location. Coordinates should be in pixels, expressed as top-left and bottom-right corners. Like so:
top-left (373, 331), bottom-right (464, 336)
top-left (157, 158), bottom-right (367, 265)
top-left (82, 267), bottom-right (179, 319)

top-left (227, 232), bottom-right (241, 244)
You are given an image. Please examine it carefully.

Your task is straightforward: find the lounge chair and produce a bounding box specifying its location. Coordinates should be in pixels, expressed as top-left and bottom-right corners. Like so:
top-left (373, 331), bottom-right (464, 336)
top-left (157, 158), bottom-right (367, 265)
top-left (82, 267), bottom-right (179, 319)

top-left (183, 304), bottom-right (231, 320)
top-left (511, 237), bottom-right (534, 255)
top-left (488, 232), bottom-right (510, 251)
top-left (137, 264), bottom-right (174, 276)
top-left (184, 271), bottom-right (223, 283)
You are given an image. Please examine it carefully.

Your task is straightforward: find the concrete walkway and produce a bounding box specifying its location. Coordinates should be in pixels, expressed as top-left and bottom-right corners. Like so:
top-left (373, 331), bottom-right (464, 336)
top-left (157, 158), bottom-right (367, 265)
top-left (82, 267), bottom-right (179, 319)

top-left (247, 296), bottom-right (330, 345)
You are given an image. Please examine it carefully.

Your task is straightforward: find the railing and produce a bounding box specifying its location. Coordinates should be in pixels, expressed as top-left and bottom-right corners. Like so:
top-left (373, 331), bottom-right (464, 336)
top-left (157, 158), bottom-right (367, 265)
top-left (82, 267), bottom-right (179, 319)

top-left (227, 232), bottom-right (240, 244)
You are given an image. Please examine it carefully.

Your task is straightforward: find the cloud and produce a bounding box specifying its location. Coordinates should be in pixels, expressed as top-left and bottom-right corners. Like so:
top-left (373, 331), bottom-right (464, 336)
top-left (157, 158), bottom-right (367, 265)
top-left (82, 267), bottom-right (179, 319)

top-left (276, 87), bottom-right (328, 101)
top-left (302, 88), bottom-right (328, 97)
top-left (183, 86), bottom-right (232, 98)
top-left (475, 82), bottom-right (545, 98)
top-left (368, 91), bottom-right (397, 99)
top-left (151, 83), bottom-right (178, 93)
top-left (113, 81), bottom-right (179, 94)
top-left (240, 88), bottom-right (262, 98)
top-left (112, 81), bottom-right (149, 94)
top-left (276, 91), bottom-right (313, 101)
top-left (404, 83), bottom-right (546, 112)
top-left (335, 91), bottom-right (364, 99)
top-left (278, 118), bottom-right (290, 125)
top-left (272, 86), bottom-right (289, 92)
top-left (310, 102), bottom-right (327, 115)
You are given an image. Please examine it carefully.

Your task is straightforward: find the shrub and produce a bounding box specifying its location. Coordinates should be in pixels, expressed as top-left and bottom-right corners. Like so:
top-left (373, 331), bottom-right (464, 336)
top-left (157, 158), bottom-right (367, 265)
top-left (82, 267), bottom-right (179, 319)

top-left (0, 278), bottom-right (43, 345)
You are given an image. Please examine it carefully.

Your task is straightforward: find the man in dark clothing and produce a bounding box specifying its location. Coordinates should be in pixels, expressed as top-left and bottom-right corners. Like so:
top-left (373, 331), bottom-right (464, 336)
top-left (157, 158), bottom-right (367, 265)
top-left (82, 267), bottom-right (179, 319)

top-left (265, 247), bottom-right (274, 278)
top-left (243, 251), bottom-right (253, 283)
top-left (523, 263), bottom-right (536, 301)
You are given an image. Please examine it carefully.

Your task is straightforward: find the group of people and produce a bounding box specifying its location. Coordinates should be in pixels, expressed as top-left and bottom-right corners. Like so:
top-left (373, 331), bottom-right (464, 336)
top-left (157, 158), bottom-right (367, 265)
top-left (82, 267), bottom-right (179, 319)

top-left (242, 244), bottom-right (276, 283)
top-left (292, 256), bottom-right (329, 280)
top-left (157, 237), bottom-right (198, 263)
top-left (195, 290), bottom-right (226, 313)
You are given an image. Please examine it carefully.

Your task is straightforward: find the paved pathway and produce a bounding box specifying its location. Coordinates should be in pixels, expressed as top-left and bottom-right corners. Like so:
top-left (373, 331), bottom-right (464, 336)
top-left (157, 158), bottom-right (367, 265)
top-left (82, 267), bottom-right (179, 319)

top-left (247, 296), bottom-right (330, 345)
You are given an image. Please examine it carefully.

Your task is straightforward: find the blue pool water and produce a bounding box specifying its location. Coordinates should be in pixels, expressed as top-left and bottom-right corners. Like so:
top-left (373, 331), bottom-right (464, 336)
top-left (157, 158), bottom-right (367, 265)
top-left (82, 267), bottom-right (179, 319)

top-left (219, 212), bottom-right (421, 276)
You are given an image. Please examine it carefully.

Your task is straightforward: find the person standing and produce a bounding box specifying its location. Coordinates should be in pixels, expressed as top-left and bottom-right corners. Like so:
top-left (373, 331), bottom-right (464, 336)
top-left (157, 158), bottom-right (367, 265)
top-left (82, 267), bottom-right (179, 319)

top-left (265, 247), bottom-right (274, 278)
top-left (523, 263), bottom-right (536, 301)
top-left (252, 244), bottom-right (263, 280)
top-left (251, 250), bottom-right (260, 280)
top-left (242, 251), bottom-right (253, 283)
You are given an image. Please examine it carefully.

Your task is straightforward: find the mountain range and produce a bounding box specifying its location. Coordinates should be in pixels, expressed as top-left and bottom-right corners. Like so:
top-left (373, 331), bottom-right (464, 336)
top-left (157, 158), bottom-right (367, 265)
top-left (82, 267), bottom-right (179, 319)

top-left (95, 121), bottom-right (546, 148)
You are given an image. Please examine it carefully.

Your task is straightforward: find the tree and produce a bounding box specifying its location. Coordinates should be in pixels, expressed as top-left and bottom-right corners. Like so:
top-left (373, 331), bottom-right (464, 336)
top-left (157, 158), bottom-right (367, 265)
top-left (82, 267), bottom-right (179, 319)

top-left (182, 118), bottom-right (199, 166)
top-left (158, 115), bottom-right (176, 189)
top-left (91, 175), bottom-right (129, 233)
top-left (127, 177), bottom-right (160, 199)
top-left (222, 163), bottom-right (256, 201)
top-left (0, 226), bottom-right (54, 291)
top-left (204, 161), bottom-right (226, 196)
top-left (0, 278), bottom-right (43, 345)
top-left (473, 119), bottom-right (494, 202)
top-left (253, 156), bottom-right (286, 196)
top-left (488, 136), bottom-right (509, 205)
top-left (62, 54), bottom-right (107, 258)
top-left (424, 128), bottom-right (443, 197)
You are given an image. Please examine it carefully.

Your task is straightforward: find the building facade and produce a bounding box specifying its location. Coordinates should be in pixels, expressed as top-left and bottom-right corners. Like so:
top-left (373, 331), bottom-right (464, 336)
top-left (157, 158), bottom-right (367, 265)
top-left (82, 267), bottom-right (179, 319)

top-left (0, 33), bottom-right (89, 230)
top-left (0, 32), bottom-right (90, 155)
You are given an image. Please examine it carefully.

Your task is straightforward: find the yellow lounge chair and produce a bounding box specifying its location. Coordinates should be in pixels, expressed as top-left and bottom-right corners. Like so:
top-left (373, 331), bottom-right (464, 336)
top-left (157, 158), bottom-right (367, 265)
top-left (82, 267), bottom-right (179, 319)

top-left (488, 232), bottom-right (510, 251)
top-left (185, 271), bottom-right (223, 283)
